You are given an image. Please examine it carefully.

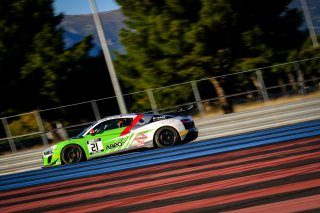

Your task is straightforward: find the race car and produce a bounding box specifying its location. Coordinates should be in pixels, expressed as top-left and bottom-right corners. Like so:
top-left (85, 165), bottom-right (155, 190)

top-left (42, 113), bottom-right (198, 167)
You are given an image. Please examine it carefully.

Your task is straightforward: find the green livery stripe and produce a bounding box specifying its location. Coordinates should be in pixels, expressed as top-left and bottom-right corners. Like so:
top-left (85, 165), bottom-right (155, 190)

top-left (124, 133), bottom-right (135, 149)
top-left (125, 129), bottom-right (154, 149)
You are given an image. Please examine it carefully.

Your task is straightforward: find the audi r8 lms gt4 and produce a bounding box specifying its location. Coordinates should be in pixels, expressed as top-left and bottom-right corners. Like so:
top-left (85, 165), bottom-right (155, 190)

top-left (42, 113), bottom-right (198, 167)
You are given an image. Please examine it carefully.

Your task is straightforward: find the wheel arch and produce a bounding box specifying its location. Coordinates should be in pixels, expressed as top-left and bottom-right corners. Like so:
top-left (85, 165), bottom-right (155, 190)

top-left (60, 143), bottom-right (87, 165)
top-left (153, 125), bottom-right (181, 148)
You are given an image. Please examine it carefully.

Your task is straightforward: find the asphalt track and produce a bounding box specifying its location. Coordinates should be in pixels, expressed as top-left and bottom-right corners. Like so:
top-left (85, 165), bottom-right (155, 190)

top-left (0, 120), bottom-right (319, 212)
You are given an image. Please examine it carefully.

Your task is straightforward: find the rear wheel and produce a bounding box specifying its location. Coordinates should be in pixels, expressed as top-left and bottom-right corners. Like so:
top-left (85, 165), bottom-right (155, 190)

top-left (61, 145), bottom-right (83, 165)
top-left (154, 126), bottom-right (180, 148)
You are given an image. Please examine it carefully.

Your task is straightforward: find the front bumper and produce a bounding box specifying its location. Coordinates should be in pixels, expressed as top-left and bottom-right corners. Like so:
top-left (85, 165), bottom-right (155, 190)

top-left (42, 149), bottom-right (62, 168)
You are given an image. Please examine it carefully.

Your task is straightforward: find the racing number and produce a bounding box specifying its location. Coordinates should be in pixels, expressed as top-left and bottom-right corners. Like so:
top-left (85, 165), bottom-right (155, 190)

top-left (90, 142), bottom-right (99, 152)
top-left (87, 138), bottom-right (104, 155)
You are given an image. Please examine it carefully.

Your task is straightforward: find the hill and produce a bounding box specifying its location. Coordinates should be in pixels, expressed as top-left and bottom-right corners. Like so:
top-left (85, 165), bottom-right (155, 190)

top-left (60, 9), bottom-right (125, 56)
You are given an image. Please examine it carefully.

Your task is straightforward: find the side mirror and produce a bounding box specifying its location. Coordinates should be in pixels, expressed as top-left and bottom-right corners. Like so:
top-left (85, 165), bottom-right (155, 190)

top-left (89, 129), bottom-right (96, 136)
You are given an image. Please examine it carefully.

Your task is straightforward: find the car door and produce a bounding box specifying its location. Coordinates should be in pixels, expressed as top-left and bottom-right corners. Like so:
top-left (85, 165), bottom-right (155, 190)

top-left (84, 118), bottom-right (133, 158)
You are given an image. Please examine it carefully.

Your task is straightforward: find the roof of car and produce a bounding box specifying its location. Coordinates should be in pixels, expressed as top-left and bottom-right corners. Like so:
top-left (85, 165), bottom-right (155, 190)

top-left (100, 113), bottom-right (138, 121)
top-left (97, 113), bottom-right (176, 123)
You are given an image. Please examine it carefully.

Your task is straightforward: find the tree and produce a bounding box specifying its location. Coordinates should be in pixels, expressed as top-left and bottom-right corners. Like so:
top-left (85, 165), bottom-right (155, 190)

top-left (0, 0), bottom-right (95, 116)
top-left (274, 35), bottom-right (320, 92)
top-left (115, 0), bottom-right (204, 111)
top-left (288, 36), bottom-right (320, 77)
top-left (115, 0), bottom-right (305, 113)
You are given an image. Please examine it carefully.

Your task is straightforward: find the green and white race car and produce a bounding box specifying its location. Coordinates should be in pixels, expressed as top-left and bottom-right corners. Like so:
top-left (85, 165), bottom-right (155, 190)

top-left (42, 113), bottom-right (198, 167)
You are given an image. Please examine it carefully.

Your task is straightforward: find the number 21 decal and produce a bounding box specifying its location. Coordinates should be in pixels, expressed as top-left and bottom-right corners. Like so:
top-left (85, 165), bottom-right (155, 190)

top-left (87, 138), bottom-right (104, 155)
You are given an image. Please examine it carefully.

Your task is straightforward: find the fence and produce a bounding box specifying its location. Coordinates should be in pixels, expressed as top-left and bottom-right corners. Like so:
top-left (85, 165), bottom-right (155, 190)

top-left (1, 57), bottom-right (320, 154)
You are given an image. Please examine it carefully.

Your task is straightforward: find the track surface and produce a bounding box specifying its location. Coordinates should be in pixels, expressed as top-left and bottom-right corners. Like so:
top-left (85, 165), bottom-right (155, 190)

top-left (0, 120), bottom-right (320, 212)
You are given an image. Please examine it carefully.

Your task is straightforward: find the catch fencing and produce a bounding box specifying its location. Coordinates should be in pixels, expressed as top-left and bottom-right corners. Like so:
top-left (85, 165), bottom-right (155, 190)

top-left (0, 57), bottom-right (320, 153)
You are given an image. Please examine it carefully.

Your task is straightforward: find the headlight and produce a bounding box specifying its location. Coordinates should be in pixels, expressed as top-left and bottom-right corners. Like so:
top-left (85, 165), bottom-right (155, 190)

top-left (43, 145), bottom-right (57, 156)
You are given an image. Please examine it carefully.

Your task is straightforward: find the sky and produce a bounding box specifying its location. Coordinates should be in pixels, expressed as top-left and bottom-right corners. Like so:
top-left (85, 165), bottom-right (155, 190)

top-left (53, 0), bottom-right (120, 15)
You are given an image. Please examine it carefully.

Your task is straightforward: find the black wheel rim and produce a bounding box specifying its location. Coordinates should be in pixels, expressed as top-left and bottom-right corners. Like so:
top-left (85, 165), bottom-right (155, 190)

top-left (159, 130), bottom-right (175, 146)
top-left (63, 146), bottom-right (82, 164)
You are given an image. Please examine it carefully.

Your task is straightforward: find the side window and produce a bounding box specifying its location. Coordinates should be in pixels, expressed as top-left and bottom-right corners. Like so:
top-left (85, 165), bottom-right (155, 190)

top-left (121, 118), bottom-right (133, 127)
top-left (105, 119), bottom-right (121, 130)
top-left (106, 118), bottom-right (133, 130)
top-left (92, 118), bottom-right (133, 133)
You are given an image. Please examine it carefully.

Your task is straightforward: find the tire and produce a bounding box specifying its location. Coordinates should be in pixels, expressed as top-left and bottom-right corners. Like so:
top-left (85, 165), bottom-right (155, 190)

top-left (154, 126), bottom-right (180, 148)
top-left (61, 145), bottom-right (83, 165)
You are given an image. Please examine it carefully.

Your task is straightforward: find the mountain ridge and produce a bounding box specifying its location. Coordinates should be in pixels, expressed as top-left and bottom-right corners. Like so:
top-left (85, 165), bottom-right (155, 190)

top-left (60, 9), bottom-right (125, 55)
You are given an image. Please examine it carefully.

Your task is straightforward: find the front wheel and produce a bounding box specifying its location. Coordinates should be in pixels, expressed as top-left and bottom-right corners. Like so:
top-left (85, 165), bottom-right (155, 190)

top-left (154, 126), bottom-right (180, 148)
top-left (61, 145), bottom-right (83, 165)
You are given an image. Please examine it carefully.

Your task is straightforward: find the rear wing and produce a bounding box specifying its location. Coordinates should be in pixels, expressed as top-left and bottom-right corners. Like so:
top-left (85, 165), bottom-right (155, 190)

top-left (175, 104), bottom-right (198, 116)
